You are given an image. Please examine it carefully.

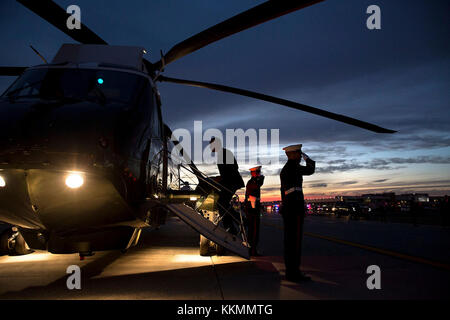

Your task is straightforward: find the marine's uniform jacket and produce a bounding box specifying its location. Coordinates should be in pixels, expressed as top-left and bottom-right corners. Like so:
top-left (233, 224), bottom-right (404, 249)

top-left (245, 175), bottom-right (265, 210)
top-left (245, 176), bottom-right (265, 201)
top-left (280, 158), bottom-right (315, 211)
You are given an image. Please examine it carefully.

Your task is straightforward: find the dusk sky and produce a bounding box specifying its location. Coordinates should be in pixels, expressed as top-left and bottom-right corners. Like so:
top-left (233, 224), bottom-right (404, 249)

top-left (0, 0), bottom-right (449, 200)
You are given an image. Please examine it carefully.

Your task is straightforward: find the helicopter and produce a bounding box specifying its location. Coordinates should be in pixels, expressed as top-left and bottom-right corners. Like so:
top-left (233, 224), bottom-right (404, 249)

top-left (0, 0), bottom-right (395, 260)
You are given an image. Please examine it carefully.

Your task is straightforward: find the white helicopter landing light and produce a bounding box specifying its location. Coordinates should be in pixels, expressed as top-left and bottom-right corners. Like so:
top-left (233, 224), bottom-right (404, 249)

top-left (0, 175), bottom-right (5, 187)
top-left (65, 173), bottom-right (84, 189)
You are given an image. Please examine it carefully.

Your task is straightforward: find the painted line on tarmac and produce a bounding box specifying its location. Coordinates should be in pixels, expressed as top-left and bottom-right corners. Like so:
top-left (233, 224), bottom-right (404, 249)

top-left (210, 256), bottom-right (225, 300)
top-left (263, 221), bottom-right (450, 271)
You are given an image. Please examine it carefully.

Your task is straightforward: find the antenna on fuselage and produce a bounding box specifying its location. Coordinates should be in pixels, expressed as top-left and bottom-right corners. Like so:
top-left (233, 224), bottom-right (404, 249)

top-left (29, 45), bottom-right (48, 64)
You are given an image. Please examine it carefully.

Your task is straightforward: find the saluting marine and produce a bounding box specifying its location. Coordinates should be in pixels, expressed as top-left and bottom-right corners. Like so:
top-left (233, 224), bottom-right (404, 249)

top-left (280, 144), bottom-right (315, 282)
top-left (244, 166), bottom-right (265, 256)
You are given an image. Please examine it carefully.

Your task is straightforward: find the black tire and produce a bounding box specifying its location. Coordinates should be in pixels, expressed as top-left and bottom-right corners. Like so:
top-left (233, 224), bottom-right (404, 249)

top-left (199, 235), bottom-right (211, 256)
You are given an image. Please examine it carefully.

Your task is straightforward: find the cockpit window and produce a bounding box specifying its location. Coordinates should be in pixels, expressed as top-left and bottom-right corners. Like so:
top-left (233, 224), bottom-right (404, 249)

top-left (2, 67), bottom-right (147, 104)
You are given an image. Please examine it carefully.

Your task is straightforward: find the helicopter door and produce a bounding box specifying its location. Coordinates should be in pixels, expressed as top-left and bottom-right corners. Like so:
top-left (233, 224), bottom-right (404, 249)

top-left (165, 203), bottom-right (250, 259)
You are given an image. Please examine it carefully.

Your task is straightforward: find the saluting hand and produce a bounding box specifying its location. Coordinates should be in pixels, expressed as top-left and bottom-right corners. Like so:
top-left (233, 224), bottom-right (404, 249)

top-left (302, 152), bottom-right (310, 161)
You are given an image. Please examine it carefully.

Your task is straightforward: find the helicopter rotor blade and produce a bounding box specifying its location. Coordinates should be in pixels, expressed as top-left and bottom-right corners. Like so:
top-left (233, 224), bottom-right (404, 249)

top-left (153, 0), bottom-right (324, 70)
top-left (17, 0), bottom-right (107, 45)
top-left (158, 75), bottom-right (396, 134)
top-left (14, 1), bottom-right (161, 71)
top-left (0, 67), bottom-right (27, 76)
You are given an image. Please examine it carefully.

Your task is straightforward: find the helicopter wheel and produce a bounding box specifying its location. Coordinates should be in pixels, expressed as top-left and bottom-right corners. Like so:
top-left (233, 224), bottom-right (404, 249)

top-left (199, 235), bottom-right (212, 256)
top-left (215, 243), bottom-right (226, 256)
top-left (0, 228), bottom-right (32, 256)
top-left (13, 232), bottom-right (31, 255)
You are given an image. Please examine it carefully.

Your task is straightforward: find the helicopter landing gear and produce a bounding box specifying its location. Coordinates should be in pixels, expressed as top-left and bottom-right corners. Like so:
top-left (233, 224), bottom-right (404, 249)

top-left (199, 234), bottom-right (226, 256)
top-left (199, 235), bottom-right (211, 256)
top-left (0, 227), bottom-right (32, 256)
top-left (199, 210), bottom-right (226, 256)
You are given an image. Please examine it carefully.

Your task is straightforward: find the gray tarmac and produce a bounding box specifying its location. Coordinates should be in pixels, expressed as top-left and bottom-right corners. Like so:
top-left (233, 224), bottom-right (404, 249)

top-left (0, 214), bottom-right (449, 299)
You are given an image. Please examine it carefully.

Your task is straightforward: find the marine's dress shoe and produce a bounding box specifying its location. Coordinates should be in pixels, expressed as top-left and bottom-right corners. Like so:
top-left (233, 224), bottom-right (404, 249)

top-left (286, 271), bottom-right (312, 282)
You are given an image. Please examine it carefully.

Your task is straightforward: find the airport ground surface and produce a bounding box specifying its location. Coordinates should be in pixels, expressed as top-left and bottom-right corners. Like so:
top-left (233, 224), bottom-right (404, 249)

top-left (0, 214), bottom-right (449, 299)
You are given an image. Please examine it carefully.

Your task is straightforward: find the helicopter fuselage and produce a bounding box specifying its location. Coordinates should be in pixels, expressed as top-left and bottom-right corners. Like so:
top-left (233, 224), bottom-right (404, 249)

top-left (0, 63), bottom-right (169, 254)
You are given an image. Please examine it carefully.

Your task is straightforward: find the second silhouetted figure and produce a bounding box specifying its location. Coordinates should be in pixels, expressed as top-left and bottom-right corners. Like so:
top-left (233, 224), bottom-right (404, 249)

top-left (245, 166), bottom-right (265, 256)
